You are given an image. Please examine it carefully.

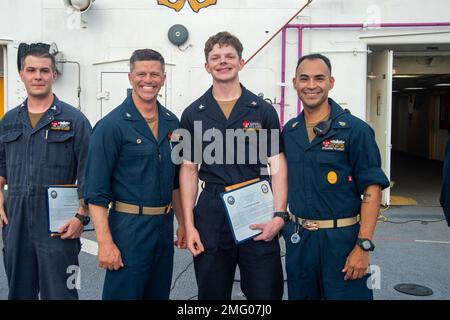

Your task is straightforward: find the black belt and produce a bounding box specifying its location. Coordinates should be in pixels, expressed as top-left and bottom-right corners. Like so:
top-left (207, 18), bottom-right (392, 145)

top-left (202, 183), bottom-right (226, 195)
top-left (6, 185), bottom-right (47, 196)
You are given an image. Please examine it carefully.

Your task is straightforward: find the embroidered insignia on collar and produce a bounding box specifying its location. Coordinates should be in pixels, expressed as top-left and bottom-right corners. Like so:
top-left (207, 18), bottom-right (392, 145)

top-left (339, 121), bottom-right (346, 127)
top-left (250, 101), bottom-right (258, 106)
top-left (198, 104), bottom-right (206, 111)
top-left (51, 105), bottom-right (58, 111)
top-left (126, 113), bottom-right (131, 118)
top-left (166, 112), bottom-right (171, 117)
top-left (50, 120), bottom-right (71, 131)
top-left (292, 121), bottom-right (299, 128)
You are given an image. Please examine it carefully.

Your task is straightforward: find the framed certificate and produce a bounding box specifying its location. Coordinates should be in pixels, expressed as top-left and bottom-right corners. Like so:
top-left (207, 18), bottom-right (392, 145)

top-left (220, 179), bottom-right (274, 244)
top-left (46, 185), bottom-right (94, 234)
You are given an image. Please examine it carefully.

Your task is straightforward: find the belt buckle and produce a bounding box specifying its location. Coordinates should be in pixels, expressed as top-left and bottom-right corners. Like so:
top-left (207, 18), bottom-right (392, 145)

top-left (302, 219), bottom-right (319, 231)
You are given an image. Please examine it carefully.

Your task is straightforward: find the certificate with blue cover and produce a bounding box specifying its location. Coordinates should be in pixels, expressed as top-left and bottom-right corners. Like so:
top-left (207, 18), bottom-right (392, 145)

top-left (46, 185), bottom-right (94, 234)
top-left (220, 179), bottom-right (274, 244)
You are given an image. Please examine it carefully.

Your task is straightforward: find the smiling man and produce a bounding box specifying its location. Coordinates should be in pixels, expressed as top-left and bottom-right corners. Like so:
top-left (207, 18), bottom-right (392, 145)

top-left (0, 47), bottom-right (91, 299)
top-left (282, 53), bottom-right (390, 300)
top-left (84, 49), bottom-right (185, 300)
top-left (179, 32), bottom-right (287, 300)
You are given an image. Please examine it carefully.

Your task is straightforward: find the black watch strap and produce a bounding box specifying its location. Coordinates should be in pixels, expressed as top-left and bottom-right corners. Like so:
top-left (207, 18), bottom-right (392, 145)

top-left (356, 238), bottom-right (375, 251)
top-left (75, 213), bottom-right (90, 226)
top-left (273, 211), bottom-right (290, 222)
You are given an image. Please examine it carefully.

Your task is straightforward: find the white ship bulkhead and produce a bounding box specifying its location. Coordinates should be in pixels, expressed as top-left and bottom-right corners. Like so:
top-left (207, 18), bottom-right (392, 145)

top-left (1, 0), bottom-right (450, 205)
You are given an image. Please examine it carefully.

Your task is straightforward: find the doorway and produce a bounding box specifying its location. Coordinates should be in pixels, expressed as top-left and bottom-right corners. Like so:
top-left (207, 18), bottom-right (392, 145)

top-left (99, 70), bottom-right (171, 119)
top-left (0, 45), bottom-right (5, 117)
top-left (368, 44), bottom-right (450, 206)
top-left (100, 72), bottom-right (131, 118)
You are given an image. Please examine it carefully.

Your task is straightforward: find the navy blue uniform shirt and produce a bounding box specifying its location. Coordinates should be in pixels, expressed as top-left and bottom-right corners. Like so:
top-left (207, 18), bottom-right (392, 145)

top-left (179, 85), bottom-right (282, 186)
top-left (0, 95), bottom-right (91, 198)
top-left (282, 98), bottom-right (389, 220)
top-left (84, 95), bottom-right (179, 208)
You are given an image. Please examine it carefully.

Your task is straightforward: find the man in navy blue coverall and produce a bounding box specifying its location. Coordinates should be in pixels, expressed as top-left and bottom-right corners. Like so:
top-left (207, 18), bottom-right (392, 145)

top-left (85, 49), bottom-right (185, 300)
top-left (0, 48), bottom-right (91, 299)
top-left (282, 54), bottom-right (389, 300)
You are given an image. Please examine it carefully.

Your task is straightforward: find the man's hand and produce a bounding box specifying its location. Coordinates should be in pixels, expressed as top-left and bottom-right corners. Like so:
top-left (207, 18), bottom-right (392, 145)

top-left (250, 217), bottom-right (285, 242)
top-left (98, 241), bottom-right (124, 271)
top-left (186, 226), bottom-right (204, 257)
top-left (58, 217), bottom-right (84, 239)
top-left (174, 223), bottom-right (187, 249)
top-left (0, 188), bottom-right (8, 228)
top-left (342, 245), bottom-right (370, 280)
top-left (0, 208), bottom-right (8, 228)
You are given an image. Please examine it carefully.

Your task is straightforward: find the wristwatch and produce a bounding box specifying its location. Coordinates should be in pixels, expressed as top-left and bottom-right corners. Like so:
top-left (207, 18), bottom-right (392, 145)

top-left (273, 211), bottom-right (290, 223)
top-left (356, 238), bottom-right (375, 251)
top-left (75, 213), bottom-right (90, 226)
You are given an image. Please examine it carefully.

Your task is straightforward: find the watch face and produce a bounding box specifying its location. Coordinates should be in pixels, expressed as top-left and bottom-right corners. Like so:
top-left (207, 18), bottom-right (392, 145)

top-left (359, 239), bottom-right (374, 251)
top-left (362, 241), bottom-right (371, 250)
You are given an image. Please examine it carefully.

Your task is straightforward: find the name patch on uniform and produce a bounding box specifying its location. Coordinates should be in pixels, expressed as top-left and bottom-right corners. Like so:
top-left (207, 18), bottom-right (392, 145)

top-left (50, 120), bottom-right (71, 131)
top-left (242, 120), bottom-right (262, 131)
top-left (322, 139), bottom-right (345, 151)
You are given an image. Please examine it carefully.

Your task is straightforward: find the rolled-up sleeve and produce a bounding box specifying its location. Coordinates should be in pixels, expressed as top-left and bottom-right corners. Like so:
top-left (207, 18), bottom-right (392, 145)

top-left (349, 123), bottom-right (390, 194)
top-left (179, 110), bottom-right (195, 163)
top-left (73, 113), bottom-right (92, 199)
top-left (264, 104), bottom-right (284, 157)
top-left (0, 120), bottom-right (6, 179)
top-left (84, 118), bottom-right (121, 207)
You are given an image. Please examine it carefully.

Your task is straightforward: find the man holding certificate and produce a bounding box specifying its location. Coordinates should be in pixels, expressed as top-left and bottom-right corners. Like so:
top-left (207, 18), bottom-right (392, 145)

top-left (0, 46), bottom-right (91, 299)
top-left (179, 32), bottom-right (288, 300)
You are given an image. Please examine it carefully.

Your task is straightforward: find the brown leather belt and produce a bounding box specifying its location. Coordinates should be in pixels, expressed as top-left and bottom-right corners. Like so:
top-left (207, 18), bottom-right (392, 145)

top-left (288, 213), bottom-right (360, 231)
top-left (114, 201), bottom-right (171, 216)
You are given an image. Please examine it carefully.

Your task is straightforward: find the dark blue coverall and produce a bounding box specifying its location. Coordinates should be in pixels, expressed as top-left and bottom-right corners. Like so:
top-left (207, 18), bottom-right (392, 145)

top-left (179, 85), bottom-right (284, 300)
top-left (84, 95), bottom-right (179, 300)
top-left (440, 134), bottom-right (450, 226)
top-left (0, 95), bottom-right (91, 299)
top-left (282, 98), bottom-right (389, 300)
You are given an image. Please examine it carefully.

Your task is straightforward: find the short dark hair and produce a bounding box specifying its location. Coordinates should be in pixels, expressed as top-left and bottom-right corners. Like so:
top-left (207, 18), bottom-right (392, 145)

top-left (204, 31), bottom-right (243, 61)
top-left (21, 47), bottom-right (56, 72)
top-left (296, 53), bottom-right (332, 75)
top-left (130, 49), bottom-right (165, 72)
